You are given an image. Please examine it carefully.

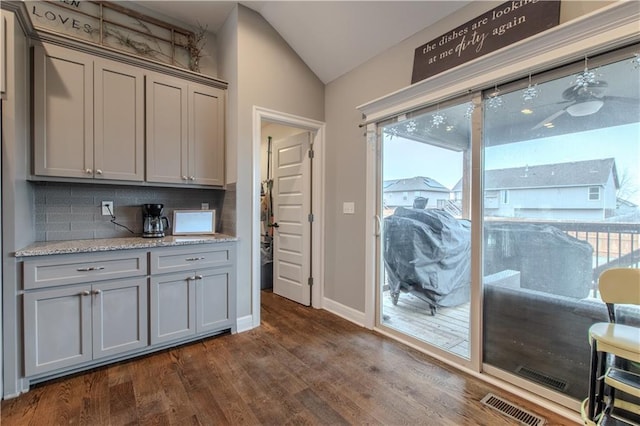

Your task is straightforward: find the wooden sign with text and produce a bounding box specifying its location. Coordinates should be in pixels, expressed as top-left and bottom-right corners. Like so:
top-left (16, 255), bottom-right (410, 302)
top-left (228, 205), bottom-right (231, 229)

top-left (26, 1), bottom-right (196, 71)
top-left (411, 0), bottom-right (560, 84)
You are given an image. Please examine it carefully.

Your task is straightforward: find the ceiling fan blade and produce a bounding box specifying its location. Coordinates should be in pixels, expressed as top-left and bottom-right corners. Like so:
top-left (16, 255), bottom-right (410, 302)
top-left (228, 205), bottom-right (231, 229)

top-left (532, 108), bottom-right (568, 130)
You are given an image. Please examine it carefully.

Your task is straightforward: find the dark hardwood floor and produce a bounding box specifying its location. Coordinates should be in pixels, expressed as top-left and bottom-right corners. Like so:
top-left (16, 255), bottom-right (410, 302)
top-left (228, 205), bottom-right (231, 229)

top-left (2, 291), bottom-right (572, 425)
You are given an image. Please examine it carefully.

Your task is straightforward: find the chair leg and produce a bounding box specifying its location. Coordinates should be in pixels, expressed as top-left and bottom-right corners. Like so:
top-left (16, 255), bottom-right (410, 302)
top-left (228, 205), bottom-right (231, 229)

top-left (588, 342), bottom-right (599, 420)
top-left (595, 349), bottom-right (608, 416)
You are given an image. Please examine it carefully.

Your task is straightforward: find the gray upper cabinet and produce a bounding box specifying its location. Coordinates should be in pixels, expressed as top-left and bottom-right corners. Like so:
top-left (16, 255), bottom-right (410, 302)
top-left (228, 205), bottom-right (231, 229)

top-left (93, 59), bottom-right (145, 181)
top-left (147, 73), bottom-right (225, 186)
top-left (33, 43), bottom-right (94, 179)
top-left (33, 43), bottom-right (144, 181)
top-left (189, 84), bottom-right (225, 186)
top-left (146, 74), bottom-right (189, 185)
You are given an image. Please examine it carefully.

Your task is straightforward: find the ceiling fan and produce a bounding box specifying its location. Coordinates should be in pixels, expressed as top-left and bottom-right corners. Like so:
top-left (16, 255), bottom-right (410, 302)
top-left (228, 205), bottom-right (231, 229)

top-left (532, 79), bottom-right (636, 130)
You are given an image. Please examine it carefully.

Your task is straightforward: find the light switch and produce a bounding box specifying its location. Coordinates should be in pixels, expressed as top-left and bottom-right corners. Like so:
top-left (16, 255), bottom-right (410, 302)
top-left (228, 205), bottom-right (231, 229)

top-left (343, 202), bottom-right (355, 214)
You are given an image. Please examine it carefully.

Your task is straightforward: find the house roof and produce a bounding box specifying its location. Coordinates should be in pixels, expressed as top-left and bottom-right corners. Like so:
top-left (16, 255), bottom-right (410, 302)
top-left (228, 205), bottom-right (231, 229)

top-left (452, 158), bottom-right (618, 191)
top-left (384, 176), bottom-right (450, 193)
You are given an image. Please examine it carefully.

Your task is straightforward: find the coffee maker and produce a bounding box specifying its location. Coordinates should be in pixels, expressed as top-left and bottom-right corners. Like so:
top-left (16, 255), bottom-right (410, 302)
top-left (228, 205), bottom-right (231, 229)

top-left (142, 204), bottom-right (170, 238)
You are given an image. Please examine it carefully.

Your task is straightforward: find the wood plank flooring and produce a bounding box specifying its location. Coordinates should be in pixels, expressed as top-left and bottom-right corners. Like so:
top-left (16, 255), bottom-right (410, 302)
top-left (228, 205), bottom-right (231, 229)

top-left (1, 291), bottom-right (572, 425)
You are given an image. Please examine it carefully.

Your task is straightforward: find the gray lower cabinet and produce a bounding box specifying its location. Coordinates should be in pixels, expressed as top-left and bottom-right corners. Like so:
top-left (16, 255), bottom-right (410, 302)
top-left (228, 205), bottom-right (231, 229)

top-left (149, 244), bottom-right (236, 345)
top-left (23, 276), bottom-right (148, 376)
top-left (22, 243), bottom-right (236, 381)
top-left (150, 266), bottom-right (232, 344)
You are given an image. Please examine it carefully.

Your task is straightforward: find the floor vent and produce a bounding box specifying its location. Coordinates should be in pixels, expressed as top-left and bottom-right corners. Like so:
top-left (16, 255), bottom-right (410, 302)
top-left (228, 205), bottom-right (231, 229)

top-left (516, 366), bottom-right (568, 392)
top-left (481, 393), bottom-right (546, 426)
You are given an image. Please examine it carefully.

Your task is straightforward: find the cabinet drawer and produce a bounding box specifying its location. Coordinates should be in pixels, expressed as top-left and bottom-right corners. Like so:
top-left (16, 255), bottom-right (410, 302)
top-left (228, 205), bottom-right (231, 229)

top-left (150, 244), bottom-right (233, 275)
top-left (24, 251), bottom-right (148, 289)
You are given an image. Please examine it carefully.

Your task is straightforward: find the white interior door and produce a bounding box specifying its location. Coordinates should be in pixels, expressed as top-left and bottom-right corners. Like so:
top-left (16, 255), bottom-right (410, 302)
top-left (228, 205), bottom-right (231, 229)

top-left (272, 132), bottom-right (312, 306)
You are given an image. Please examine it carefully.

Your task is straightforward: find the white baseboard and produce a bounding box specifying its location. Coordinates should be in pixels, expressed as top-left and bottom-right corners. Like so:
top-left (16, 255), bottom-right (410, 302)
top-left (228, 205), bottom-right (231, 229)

top-left (236, 315), bottom-right (255, 333)
top-left (322, 297), bottom-right (368, 328)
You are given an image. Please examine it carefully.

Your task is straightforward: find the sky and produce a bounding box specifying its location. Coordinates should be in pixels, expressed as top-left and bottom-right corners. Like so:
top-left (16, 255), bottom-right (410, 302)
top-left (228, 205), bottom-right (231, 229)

top-left (383, 122), bottom-right (640, 203)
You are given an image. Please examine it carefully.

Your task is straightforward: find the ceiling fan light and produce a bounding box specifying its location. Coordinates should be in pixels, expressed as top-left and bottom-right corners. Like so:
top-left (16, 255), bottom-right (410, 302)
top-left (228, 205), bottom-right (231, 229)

top-left (566, 100), bottom-right (604, 117)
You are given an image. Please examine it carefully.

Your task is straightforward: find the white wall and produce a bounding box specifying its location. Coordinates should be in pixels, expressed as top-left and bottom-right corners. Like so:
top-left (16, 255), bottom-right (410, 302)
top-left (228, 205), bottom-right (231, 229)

top-left (323, 1), bottom-right (612, 312)
top-left (218, 5), bottom-right (324, 319)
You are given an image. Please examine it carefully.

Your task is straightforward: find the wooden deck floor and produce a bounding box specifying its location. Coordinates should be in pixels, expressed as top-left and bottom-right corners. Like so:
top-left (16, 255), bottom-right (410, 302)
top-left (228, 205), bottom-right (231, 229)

top-left (382, 289), bottom-right (471, 358)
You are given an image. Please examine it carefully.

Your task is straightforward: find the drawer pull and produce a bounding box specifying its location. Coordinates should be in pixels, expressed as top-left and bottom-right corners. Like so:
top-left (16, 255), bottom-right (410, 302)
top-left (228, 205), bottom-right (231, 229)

top-left (93, 289), bottom-right (102, 295)
top-left (195, 275), bottom-right (203, 280)
top-left (81, 290), bottom-right (91, 296)
top-left (185, 257), bottom-right (205, 261)
top-left (76, 266), bottom-right (105, 272)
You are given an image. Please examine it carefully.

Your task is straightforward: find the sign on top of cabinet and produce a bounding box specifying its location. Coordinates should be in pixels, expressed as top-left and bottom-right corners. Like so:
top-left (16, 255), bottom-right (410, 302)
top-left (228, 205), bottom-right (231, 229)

top-left (32, 42), bottom-right (226, 187)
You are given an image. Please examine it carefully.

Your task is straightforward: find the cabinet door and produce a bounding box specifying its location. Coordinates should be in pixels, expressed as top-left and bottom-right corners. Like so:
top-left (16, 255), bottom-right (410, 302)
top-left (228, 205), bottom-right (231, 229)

top-left (150, 272), bottom-right (196, 344)
top-left (146, 74), bottom-right (189, 184)
top-left (94, 59), bottom-right (144, 181)
top-left (92, 277), bottom-right (148, 359)
top-left (195, 267), bottom-right (232, 333)
top-left (33, 43), bottom-right (94, 178)
top-left (189, 84), bottom-right (225, 186)
top-left (24, 285), bottom-right (92, 376)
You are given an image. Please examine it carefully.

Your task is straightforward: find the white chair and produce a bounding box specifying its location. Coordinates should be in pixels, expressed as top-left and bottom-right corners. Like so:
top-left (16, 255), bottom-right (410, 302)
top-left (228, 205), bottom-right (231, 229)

top-left (583, 268), bottom-right (640, 425)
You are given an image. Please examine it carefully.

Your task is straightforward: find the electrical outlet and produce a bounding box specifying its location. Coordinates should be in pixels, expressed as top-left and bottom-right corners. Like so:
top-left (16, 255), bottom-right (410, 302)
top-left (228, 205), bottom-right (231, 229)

top-left (343, 202), bottom-right (355, 214)
top-left (101, 201), bottom-right (114, 216)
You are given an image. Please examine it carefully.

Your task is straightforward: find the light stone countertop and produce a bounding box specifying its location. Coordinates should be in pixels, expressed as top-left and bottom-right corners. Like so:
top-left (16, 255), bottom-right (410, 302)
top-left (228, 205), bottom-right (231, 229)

top-left (15, 234), bottom-right (238, 257)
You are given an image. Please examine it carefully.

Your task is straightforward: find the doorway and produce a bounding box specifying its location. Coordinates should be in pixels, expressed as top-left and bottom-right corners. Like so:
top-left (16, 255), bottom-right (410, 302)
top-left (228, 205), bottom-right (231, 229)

top-left (252, 107), bottom-right (325, 324)
top-left (260, 127), bottom-right (312, 305)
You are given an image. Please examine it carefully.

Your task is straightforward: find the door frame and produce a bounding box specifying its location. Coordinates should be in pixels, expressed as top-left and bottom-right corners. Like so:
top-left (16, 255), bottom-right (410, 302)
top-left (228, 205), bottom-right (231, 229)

top-left (252, 106), bottom-right (325, 325)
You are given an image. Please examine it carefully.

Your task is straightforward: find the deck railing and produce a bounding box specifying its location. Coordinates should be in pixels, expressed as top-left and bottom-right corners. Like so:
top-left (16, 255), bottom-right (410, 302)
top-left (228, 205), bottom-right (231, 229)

top-left (490, 219), bottom-right (640, 293)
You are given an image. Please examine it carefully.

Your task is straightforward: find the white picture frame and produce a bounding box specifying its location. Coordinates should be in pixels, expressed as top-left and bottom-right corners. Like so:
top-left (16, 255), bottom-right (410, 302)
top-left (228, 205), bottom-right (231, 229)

top-left (172, 210), bottom-right (216, 235)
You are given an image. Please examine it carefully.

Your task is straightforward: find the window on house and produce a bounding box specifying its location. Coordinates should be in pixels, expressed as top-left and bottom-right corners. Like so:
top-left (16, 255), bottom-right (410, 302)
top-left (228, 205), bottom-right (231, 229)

top-left (402, 191), bottom-right (408, 200)
top-left (502, 190), bottom-right (509, 204)
top-left (589, 186), bottom-right (600, 200)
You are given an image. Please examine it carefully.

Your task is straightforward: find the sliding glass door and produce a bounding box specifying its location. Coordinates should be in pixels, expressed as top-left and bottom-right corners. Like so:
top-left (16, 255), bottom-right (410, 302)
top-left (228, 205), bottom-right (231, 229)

top-left (482, 49), bottom-right (640, 401)
top-left (378, 99), bottom-right (475, 359)
top-left (375, 45), bottom-right (639, 406)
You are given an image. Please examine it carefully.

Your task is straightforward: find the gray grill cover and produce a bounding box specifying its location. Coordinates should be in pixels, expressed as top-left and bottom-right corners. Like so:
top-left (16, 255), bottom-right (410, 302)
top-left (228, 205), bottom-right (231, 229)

top-left (383, 208), bottom-right (471, 308)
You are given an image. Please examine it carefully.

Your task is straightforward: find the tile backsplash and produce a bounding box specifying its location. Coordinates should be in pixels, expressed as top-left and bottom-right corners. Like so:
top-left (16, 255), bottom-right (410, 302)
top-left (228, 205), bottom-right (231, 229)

top-left (34, 182), bottom-right (234, 241)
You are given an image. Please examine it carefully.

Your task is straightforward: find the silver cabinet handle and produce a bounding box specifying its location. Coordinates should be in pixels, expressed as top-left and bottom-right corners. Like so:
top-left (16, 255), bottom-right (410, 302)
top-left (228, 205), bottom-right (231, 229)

top-left (195, 275), bottom-right (203, 280)
top-left (187, 275), bottom-right (196, 281)
top-left (189, 176), bottom-right (195, 181)
top-left (96, 169), bottom-right (103, 175)
top-left (93, 289), bottom-right (102, 295)
top-left (76, 266), bottom-right (105, 272)
top-left (182, 175), bottom-right (188, 180)
top-left (81, 290), bottom-right (91, 296)
top-left (185, 257), bottom-right (205, 261)
top-left (85, 168), bottom-right (93, 174)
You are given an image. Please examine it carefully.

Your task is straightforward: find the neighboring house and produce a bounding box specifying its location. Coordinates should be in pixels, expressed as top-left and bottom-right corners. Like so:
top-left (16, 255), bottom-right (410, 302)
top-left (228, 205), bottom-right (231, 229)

top-left (452, 158), bottom-right (619, 220)
top-left (384, 176), bottom-right (450, 209)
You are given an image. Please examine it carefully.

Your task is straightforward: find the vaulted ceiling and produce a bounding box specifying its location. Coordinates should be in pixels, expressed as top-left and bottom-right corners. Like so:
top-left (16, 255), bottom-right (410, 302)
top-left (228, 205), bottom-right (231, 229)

top-left (128, 1), bottom-right (471, 84)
